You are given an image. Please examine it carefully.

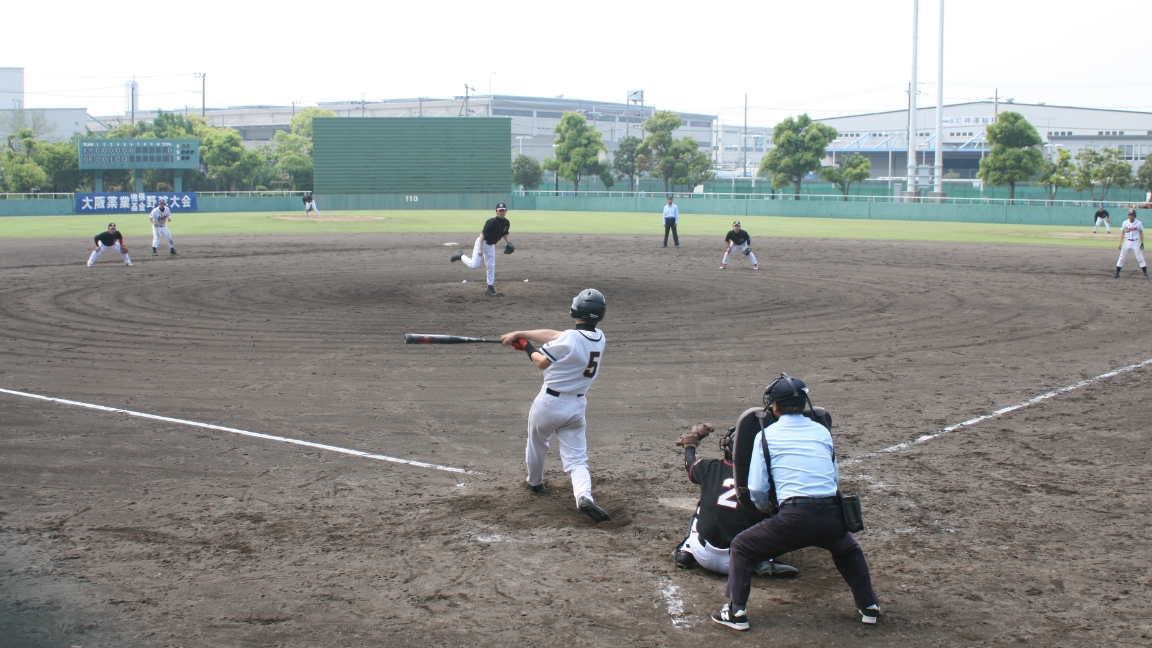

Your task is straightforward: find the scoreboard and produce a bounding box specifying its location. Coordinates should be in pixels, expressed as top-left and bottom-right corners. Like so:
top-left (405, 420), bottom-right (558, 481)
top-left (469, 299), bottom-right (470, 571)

top-left (78, 138), bottom-right (200, 170)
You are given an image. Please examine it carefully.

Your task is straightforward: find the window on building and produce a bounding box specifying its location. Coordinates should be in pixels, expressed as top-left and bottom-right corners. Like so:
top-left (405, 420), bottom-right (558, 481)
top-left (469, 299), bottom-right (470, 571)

top-left (493, 108), bottom-right (533, 117)
top-left (689, 120), bottom-right (711, 127)
top-left (536, 111), bottom-right (564, 119)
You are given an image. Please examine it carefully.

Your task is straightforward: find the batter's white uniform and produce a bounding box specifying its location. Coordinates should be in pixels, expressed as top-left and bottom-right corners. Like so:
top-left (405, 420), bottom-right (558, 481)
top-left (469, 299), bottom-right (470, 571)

top-left (1117, 218), bottom-right (1145, 268)
top-left (461, 236), bottom-right (496, 287)
top-left (151, 206), bottom-right (174, 249)
top-left (526, 328), bottom-right (607, 505)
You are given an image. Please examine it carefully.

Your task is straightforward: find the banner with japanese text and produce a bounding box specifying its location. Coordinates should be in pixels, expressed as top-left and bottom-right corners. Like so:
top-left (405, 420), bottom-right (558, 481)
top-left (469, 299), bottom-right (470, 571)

top-left (75, 192), bottom-right (198, 214)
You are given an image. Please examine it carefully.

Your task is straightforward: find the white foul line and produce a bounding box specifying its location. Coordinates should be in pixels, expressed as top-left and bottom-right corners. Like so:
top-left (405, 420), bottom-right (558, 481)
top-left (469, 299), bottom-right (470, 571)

top-left (0, 387), bottom-right (475, 475)
top-left (845, 357), bottom-right (1152, 465)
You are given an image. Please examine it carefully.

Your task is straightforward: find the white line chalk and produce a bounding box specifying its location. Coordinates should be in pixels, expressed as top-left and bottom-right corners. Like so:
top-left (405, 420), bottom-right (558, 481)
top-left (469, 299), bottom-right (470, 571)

top-left (0, 387), bottom-right (475, 475)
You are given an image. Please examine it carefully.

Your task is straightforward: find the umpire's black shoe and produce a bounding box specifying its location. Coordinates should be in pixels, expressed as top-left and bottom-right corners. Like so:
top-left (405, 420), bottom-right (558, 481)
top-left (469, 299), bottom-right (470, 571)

top-left (486, 285), bottom-right (497, 297)
top-left (711, 604), bottom-right (749, 631)
top-left (755, 559), bottom-right (799, 577)
top-left (528, 482), bottom-right (547, 494)
top-left (152, 247), bottom-right (158, 256)
top-left (859, 604), bottom-right (881, 625)
top-left (450, 251), bottom-right (463, 262)
top-left (672, 548), bottom-right (697, 569)
top-left (577, 496), bottom-right (611, 523)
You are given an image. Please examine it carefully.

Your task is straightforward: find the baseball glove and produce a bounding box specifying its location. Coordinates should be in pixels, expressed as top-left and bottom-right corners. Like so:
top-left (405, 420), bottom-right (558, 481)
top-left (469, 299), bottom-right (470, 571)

top-left (742, 248), bottom-right (752, 256)
top-left (675, 423), bottom-right (713, 448)
top-left (504, 242), bottom-right (515, 255)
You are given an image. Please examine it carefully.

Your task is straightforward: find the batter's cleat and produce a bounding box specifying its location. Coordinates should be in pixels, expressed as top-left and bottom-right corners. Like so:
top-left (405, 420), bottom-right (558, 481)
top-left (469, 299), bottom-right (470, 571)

top-left (86, 263), bottom-right (93, 267)
top-left (711, 604), bottom-right (749, 631)
top-left (755, 559), bottom-right (798, 577)
top-left (752, 265), bottom-right (760, 270)
top-left (577, 496), bottom-right (611, 523)
top-left (170, 248), bottom-right (177, 255)
top-left (1113, 271), bottom-right (1121, 278)
top-left (152, 247), bottom-right (158, 256)
top-left (718, 265), bottom-right (726, 270)
top-left (486, 285), bottom-right (497, 297)
top-left (859, 604), bottom-right (881, 625)
top-left (528, 482), bottom-right (547, 494)
top-left (125, 262), bottom-right (133, 266)
top-left (672, 549), bottom-right (697, 569)
top-left (450, 251), bottom-right (464, 262)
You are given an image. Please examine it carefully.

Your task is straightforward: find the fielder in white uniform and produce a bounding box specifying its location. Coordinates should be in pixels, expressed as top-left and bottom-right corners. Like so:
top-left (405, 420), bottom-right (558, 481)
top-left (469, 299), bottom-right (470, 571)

top-left (1113, 209), bottom-right (1147, 279)
top-left (150, 199), bottom-right (177, 256)
top-left (501, 289), bottom-right (611, 523)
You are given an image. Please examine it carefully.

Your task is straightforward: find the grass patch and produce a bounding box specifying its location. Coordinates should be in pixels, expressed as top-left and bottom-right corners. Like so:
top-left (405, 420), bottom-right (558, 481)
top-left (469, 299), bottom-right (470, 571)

top-left (0, 209), bottom-right (1121, 247)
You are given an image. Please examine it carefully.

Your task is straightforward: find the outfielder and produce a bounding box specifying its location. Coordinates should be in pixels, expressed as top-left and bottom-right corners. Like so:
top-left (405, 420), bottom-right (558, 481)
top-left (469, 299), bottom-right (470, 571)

top-left (1093, 205), bottom-right (1111, 234)
top-left (86, 223), bottom-right (133, 266)
top-left (451, 203), bottom-right (512, 297)
top-left (500, 289), bottom-right (610, 523)
top-left (150, 198), bottom-right (177, 256)
top-left (1113, 209), bottom-right (1147, 279)
top-left (303, 191), bottom-right (320, 217)
top-left (719, 221), bottom-right (758, 270)
top-left (672, 423), bottom-right (798, 577)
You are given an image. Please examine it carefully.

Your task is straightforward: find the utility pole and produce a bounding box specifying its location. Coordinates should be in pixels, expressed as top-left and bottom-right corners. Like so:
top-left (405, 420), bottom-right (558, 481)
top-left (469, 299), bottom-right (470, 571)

top-left (907, 0), bottom-right (919, 198)
top-left (993, 88), bottom-right (1000, 117)
top-left (933, 0), bottom-right (944, 195)
top-left (195, 73), bottom-right (206, 118)
top-left (128, 79), bottom-right (137, 124)
top-left (743, 94), bottom-right (748, 178)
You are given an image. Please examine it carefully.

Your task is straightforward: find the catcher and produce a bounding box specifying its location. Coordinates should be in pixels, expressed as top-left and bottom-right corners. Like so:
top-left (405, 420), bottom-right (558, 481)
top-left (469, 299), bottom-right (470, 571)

top-left (719, 221), bottom-right (758, 270)
top-left (672, 423), bottom-right (797, 577)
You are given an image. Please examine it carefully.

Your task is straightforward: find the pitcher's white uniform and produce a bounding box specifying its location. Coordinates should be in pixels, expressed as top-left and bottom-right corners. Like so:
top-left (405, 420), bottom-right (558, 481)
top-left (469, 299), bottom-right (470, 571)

top-left (1117, 216), bottom-right (1146, 271)
top-left (526, 328), bottom-right (606, 505)
top-left (151, 205), bottom-right (174, 251)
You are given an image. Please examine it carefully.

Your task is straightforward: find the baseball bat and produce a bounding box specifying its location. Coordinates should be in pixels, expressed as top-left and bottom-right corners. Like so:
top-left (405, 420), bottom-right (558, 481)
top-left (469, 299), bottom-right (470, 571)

top-left (405, 333), bottom-right (503, 344)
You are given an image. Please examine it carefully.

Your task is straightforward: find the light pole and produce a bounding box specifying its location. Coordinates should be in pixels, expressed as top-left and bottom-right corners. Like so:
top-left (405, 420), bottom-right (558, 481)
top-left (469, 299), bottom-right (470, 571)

top-left (515, 135), bottom-right (533, 155)
top-left (195, 73), bottom-right (205, 118)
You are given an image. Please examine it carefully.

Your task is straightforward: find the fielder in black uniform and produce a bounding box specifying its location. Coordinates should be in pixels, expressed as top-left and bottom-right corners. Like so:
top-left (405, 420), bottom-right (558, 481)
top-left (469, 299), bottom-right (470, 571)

top-left (86, 223), bottom-right (133, 266)
top-left (303, 191), bottom-right (319, 217)
top-left (672, 423), bottom-right (797, 576)
top-left (451, 203), bottom-right (513, 297)
top-left (719, 221), bottom-right (758, 270)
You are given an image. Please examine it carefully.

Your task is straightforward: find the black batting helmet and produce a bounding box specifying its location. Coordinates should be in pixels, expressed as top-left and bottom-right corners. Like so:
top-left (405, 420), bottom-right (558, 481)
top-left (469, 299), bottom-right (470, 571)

top-left (763, 373), bottom-right (810, 410)
top-left (570, 289), bottom-right (606, 322)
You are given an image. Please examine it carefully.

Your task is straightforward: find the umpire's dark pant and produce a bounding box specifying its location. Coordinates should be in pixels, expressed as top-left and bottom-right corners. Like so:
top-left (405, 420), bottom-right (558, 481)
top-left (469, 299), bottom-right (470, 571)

top-left (663, 218), bottom-right (679, 246)
top-left (726, 501), bottom-right (877, 610)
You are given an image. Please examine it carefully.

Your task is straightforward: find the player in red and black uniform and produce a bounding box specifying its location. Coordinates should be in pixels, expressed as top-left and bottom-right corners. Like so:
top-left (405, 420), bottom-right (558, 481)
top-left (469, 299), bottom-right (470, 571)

top-left (673, 424), bottom-right (797, 576)
top-left (86, 222), bottom-right (133, 266)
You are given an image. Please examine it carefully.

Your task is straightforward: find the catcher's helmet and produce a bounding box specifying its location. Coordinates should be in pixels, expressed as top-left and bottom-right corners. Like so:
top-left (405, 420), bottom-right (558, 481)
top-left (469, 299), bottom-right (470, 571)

top-left (570, 289), bottom-right (606, 322)
top-left (763, 373), bottom-right (810, 410)
top-left (720, 427), bottom-right (735, 461)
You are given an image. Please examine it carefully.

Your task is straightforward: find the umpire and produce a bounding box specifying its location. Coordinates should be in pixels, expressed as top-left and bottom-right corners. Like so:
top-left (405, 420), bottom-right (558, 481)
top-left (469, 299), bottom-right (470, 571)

top-left (711, 374), bottom-right (880, 631)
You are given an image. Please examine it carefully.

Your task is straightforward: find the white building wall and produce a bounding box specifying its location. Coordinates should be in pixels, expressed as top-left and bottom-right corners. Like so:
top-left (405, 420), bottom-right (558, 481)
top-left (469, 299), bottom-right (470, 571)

top-left (0, 67), bottom-right (23, 110)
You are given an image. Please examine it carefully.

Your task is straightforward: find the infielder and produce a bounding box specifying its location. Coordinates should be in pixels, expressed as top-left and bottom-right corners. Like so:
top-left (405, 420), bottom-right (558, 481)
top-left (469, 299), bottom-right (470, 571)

top-left (672, 423), bottom-right (798, 577)
top-left (500, 289), bottom-right (610, 523)
top-left (451, 203), bottom-right (512, 297)
top-left (303, 191), bottom-right (320, 217)
top-left (719, 221), bottom-right (758, 270)
top-left (1093, 205), bottom-right (1111, 234)
top-left (87, 223), bottom-right (133, 266)
top-left (150, 198), bottom-right (177, 256)
top-left (1113, 209), bottom-right (1147, 279)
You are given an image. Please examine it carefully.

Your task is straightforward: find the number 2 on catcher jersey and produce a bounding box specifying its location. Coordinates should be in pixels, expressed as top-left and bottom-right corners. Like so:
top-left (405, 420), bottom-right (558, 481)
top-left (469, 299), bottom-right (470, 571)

top-left (583, 351), bottom-right (601, 378)
top-left (717, 478), bottom-right (739, 509)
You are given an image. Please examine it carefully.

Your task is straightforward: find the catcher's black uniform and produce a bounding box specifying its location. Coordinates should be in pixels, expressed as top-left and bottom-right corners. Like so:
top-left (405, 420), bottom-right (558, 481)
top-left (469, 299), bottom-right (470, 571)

top-left (687, 452), bottom-right (765, 549)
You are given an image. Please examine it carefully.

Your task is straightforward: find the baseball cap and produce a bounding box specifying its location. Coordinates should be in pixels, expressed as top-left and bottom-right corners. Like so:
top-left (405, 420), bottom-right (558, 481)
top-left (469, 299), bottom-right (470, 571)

top-left (1129, 209), bottom-right (1137, 215)
top-left (733, 221), bottom-right (741, 226)
top-left (495, 202), bottom-right (507, 210)
top-left (108, 222), bottom-right (117, 228)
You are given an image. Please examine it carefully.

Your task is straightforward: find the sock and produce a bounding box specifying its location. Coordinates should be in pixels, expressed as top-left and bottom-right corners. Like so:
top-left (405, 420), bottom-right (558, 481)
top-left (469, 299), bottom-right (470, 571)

top-left (733, 603), bottom-right (746, 614)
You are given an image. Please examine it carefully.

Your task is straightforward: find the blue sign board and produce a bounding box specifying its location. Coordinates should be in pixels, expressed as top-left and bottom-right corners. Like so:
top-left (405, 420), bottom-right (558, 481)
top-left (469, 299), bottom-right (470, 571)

top-left (75, 192), bottom-right (198, 214)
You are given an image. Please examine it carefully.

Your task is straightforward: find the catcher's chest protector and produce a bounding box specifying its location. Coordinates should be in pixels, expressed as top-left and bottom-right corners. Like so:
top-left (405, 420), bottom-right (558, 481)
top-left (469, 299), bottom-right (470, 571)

top-left (730, 406), bottom-right (833, 511)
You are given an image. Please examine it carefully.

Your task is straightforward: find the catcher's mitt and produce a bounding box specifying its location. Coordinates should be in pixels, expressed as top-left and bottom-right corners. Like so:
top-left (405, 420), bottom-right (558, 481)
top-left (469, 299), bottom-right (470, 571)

top-left (742, 247), bottom-right (752, 256)
top-left (675, 423), bottom-right (713, 448)
top-left (504, 242), bottom-right (515, 255)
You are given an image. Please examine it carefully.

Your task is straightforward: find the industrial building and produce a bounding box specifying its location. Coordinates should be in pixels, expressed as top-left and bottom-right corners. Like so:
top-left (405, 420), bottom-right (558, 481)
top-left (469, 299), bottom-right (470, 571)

top-left (0, 67), bottom-right (89, 142)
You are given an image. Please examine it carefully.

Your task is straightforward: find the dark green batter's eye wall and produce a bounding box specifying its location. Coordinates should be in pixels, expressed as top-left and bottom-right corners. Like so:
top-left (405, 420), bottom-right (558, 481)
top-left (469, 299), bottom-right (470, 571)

top-left (312, 118), bottom-right (512, 194)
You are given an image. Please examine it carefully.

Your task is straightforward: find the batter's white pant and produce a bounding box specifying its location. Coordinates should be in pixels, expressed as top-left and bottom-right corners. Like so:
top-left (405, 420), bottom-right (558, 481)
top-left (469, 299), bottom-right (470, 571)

top-left (722, 243), bottom-right (757, 266)
top-left (1094, 217), bottom-right (1111, 233)
top-left (525, 385), bottom-right (593, 506)
top-left (1117, 239), bottom-right (1146, 268)
top-left (87, 242), bottom-right (132, 265)
top-left (305, 201), bottom-right (320, 216)
top-left (461, 236), bottom-right (497, 286)
top-left (152, 225), bottom-right (174, 248)
top-left (678, 512), bottom-right (731, 574)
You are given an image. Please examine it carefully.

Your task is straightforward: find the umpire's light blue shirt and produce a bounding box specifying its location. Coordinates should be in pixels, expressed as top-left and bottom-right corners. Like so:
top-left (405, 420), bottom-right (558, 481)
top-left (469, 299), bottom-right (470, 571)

top-left (663, 203), bottom-right (679, 223)
top-left (748, 414), bottom-right (839, 510)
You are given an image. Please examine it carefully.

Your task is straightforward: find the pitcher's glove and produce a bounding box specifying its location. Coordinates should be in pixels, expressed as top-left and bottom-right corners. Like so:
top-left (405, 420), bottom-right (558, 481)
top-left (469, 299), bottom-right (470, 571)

top-left (675, 423), bottom-right (714, 448)
top-left (504, 242), bottom-right (515, 255)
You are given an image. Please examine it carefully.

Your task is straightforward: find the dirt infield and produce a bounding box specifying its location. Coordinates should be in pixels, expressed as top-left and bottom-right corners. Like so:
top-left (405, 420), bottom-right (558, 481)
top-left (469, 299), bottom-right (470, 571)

top-left (1, 232), bottom-right (1150, 647)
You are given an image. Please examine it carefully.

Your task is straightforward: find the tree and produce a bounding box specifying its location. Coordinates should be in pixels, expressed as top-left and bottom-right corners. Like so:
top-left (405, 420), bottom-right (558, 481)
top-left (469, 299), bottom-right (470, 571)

top-left (1137, 155), bottom-right (1152, 193)
top-left (976, 111), bottom-right (1043, 202)
top-left (612, 135), bottom-right (642, 191)
top-left (33, 141), bottom-right (82, 192)
top-left (638, 111), bottom-right (687, 193)
top-left (1036, 148), bottom-right (1075, 203)
top-left (550, 112), bottom-right (606, 192)
top-left (0, 109), bottom-right (54, 140)
top-left (201, 128), bottom-right (246, 190)
top-left (541, 157), bottom-right (560, 194)
top-left (0, 128), bottom-right (49, 192)
top-left (759, 113), bottom-right (838, 199)
top-left (663, 137), bottom-right (714, 189)
top-left (289, 107), bottom-right (336, 141)
top-left (821, 153), bottom-right (871, 200)
top-left (1074, 147), bottom-right (1132, 202)
top-left (597, 161), bottom-right (615, 190)
top-left (511, 154), bottom-right (544, 190)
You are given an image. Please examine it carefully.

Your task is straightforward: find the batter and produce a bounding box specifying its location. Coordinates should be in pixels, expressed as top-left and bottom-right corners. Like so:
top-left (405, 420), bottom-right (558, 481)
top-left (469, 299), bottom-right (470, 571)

top-left (150, 198), bottom-right (177, 256)
top-left (1113, 209), bottom-right (1147, 278)
top-left (86, 223), bottom-right (133, 267)
top-left (501, 289), bottom-right (610, 523)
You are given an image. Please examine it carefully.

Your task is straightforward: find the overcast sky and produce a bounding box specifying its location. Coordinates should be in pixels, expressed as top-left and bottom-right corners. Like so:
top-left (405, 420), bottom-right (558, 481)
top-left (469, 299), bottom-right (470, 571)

top-left (9, 0), bottom-right (1151, 128)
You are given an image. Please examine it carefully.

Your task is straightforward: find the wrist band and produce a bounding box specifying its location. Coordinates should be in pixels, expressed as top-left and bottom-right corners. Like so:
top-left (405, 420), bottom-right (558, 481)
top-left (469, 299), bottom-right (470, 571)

top-left (523, 341), bottom-right (537, 357)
